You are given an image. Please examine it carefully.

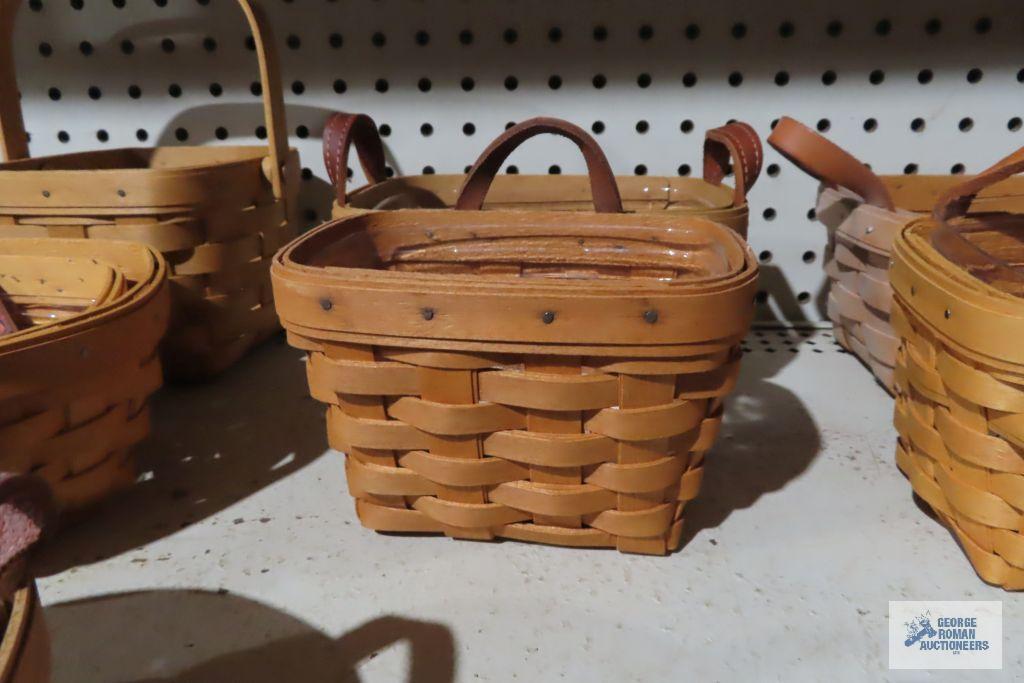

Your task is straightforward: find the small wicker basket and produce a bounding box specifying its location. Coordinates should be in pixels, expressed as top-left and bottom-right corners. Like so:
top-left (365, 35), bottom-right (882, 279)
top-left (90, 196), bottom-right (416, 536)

top-left (273, 118), bottom-right (759, 554)
top-left (0, 239), bottom-right (168, 510)
top-left (892, 149), bottom-right (1024, 589)
top-left (322, 112), bottom-right (763, 237)
top-left (0, 0), bottom-right (298, 381)
top-left (769, 117), bottom-right (1024, 394)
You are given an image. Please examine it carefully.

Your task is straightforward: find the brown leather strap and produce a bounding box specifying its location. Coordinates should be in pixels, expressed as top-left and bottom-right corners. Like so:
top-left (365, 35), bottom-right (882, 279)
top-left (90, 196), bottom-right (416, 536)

top-left (934, 146), bottom-right (1024, 221)
top-left (0, 473), bottom-right (54, 598)
top-left (456, 117), bottom-right (623, 213)
top-left (323, 112), bottom-right (389, 206)
top-left (703, 121), bottom-right (763, 206)
top-left (767, 116), bottom-right (895, 211)
top-left (0, 0), bottom-right (290, 200)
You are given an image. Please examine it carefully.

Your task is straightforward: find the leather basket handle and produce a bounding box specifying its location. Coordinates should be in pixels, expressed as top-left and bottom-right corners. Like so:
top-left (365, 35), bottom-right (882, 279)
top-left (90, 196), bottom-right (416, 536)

top-left (322, 112), bottom-right (389, 206)
top-left (455, 117), bottom-right (623, 213)
top-left (704, 121), bottom-right (763, 206)
top-left (0, 0), bottom-right (290, 200)
top-left (934, 146), bottom-right (1024, 221)
top-left (767, 116), bottom-right (895, 211)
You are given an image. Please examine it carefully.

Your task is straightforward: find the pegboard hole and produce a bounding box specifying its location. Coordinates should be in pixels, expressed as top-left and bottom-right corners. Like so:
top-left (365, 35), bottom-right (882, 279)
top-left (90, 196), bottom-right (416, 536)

top-left (634, 164), bottom-right (647, 176)
top-left (863, 118), bottom-right (878, 132)
top-left (951, 163), bottom-right (966, 174)
top-left (333, 79), bottom-right (347, 94)
top-left (161, 38), bottom-right (176, 54)
top-left (677, 164), bottom-right (691, 176)
top-left (329, 33), bottom-right (343, 49)
top-left (807, 208), bottom-right (817, 221)
top-left (869, 69), bottom-right (885, 85)
top-left (904, 163), bottom-right (918, 175)
top-left (506, 165), bottom-right (519, 174)
top-left (503, 28), bottom-right (518, 44)
top-left (974, 17), bottom-right (993, 34)
top-left (255, 126), bottom-right (267, 140)
top-left (208, 83), bottom-right (222, 97)
top-left (418, 78), bottom-right (432, 92)
top-left (296, 125), bottom-right (309, 139)
top-left (826, 20), bottom-right (843, 37)
top-left (548, 165), bottom-right (562, 175)
top-left (292, 81), bottom-right (305, 95)
top-left (638, 24), bottom-right (654, 41)
top-left (728, 72), bottom-right (743, 87)
top-left (778, 21), bottom-right (795, 38)
top-left (47, 87), bottom-right (61, 101)
top-left (1009, 117), bottom-right (1023, 132)
top-left (685, 23), bottom-right (700, 40)
top-left (136, 129), bottom-right (148, 142)
top-left (918, 69), bottom-right (934, 84)
top-left (372, 32), bottom-right (386, 48)
top-left (379, 124), bottom-right (391, 137)
top-left (637, 73), bottom-right (652, 88)
top-left (774, 71), bottom-right (790, 86)
top-left (682, 72), bottom-right (697, 88)
top-left (758, 250), bottom-right (773, 264)
top-left (414, 30), bottom-right (429, 47)
top-left (958, 117), bottom-right (974, 132)
top-left (680, 120), bottom-right (694, 134)
top-left (461, 77), bottom-right (475, 91)
top-left (593, 25), bottom-right (608, 41)
top-left (460, 29), bottom-right (475, 45)
top-left (168, 84), bottom-right (182, 98)
top-left (763, 208), bottom-right (777, 221)
top-left (549, 75), bottom-right (563, 90)
top-left (816, 119), bottom-right (830, 132)
top-left (593, 74), bottom-right (607, 89)
top-left (754, 291), bottom-right (769, 305)
top-left (375, 79), bottom-right (389, 93)
top-left (504, 76), bottom-right (518, 91)
top-left (821, 70), bottom-right (837, 86)
top-left (175, 128), bottom-right (189, 142)
top-left (797, 292), bottom-right (812, 304)
top-left (87, 86), bottom-right (102, 100)
top-left (802, 250), bottom-right (817, 264)
top-left (966, 68), bottom-right (983, 84)
top-left (910, 117), bottom-right (925, 132)
top-left (591, 121), bottom-right (605, 134)
top-left (731, 23), bottom-right (747, 39)
top-left (925, 18), bottom-right (942, 35)
top-left (423, 166), bottom-right (436, 175)
top-left (420, 123), bottom-right (434, 137)
top-left (462, 122), bottom-right (476, 136)
top-left (79, 41), bottom-right (93, 56)
top-left (635, 120), bottom-right (649, 134)
top-left (38, 42), bottom-right (52, 57)
top-left (120, 39), bottom-right (135, 55)
top-left (215, 127), bottom-right (229, 141)
top-left (96, 129), bottom-right (108, 143)
top-left (128, 85), bottom-right (142, 99)
top-left (250, 82), bottom-right (262, 96)
top-left (875, 19), bottom-right (892, 36)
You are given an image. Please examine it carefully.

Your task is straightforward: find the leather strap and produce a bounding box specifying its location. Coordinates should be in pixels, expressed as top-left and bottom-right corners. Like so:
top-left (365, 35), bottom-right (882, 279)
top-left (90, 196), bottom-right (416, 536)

top-left (934, 146), bottom-right (1024, 221)
top-left (0, 473), bottom-right (54, 599)
top-left (323, 112), bottom-right (389, 206)
top-left (455, 117), bottom-right (623, 213)
top-left (0, 0), bottom-right (290, 200)
top-left (703, 121), bottom-right (763, 206)
top-left (767, 116), bottom-right (895, 211)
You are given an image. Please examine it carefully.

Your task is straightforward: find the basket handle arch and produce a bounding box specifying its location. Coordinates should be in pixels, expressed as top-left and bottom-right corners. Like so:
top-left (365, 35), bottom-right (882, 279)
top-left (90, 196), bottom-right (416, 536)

top-left (322, 112), bottom-right (388, 207)
top-left (0, 0), bottom-right (290, 200)
top-left (933, 146), bottom-right (1024, 221)
top-left (455, 117), bottom-right (623, 213)
top-left (767, 116), bottom-right (895, 211)
top-left (704, 121), bottom-right (764, 207)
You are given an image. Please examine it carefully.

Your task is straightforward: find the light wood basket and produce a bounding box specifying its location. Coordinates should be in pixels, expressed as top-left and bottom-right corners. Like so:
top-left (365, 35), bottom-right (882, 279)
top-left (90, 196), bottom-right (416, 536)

top-left (0, 585), bottom-right (48, 683)
top-left (892, 149), bottom-right (1024, 589)
top-left (769, 117), bottom-right (1024, 394)
top-left (322, 112), bottom-right (763, 238)
top-left (0, 0), bottom-right (298, 381)
top-left (273, 119), bottom-right (759, 554)
top-left (0, 239), bottom-right (168, 510)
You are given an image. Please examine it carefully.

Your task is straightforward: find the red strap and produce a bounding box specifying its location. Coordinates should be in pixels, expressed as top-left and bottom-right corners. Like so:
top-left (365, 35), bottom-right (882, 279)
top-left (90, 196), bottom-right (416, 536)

top-left (703, 121), bottom-right (763, 206)
top-left (322, 112), bottom-right (389, 206)
top-left (456, 117), bottom-right (623, 213)
top-left (767, 116), bottom-right (895, 211)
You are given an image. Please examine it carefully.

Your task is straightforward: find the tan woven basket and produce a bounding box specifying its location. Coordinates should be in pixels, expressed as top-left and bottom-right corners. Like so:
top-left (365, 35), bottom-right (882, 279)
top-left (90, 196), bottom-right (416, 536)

top-left (0, 0), bottom-right (298, 381)
top-left (0, 239), bottom-right (168, 510)
top-left (273, 118), bottom-right (759, 554)
top-left (323, 112), bottom-right (763, 237)
top-left (0, 585), bottom-right (47, 683)
top-left (769, 117), bottom-right (1024, 394)
top-left (892, 150), bottom-right (1024, 589)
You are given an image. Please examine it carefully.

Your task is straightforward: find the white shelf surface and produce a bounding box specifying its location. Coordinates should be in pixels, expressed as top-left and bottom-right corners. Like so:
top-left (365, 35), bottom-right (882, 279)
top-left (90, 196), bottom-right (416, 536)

top-left (34, 330), bottom-right (1022, 682)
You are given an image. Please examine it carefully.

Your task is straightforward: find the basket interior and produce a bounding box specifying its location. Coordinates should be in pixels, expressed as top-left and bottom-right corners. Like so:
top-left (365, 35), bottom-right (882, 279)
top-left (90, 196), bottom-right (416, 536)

top-left (929, 215), bottom-right (1024, 297)
top-left (296, 210), bottom-right (748, 283)
top-left (0, 146), bottom-right (267, 172)
top-left (0, 256), bottom-right (125, 330)
top-left (348, 175), bottom-right (737, 213)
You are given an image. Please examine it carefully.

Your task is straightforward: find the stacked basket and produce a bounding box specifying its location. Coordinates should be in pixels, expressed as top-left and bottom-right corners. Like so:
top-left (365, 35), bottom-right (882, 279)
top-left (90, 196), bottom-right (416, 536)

top-left (274, 119), bottom-right (759, 554)
top-left (0, 0), bottom-right (299, 380)
top-left (322, 112), bottom-right (763, 236)
top-left (0, 239), bottom-right (168, 510)
top-left (892, 151), bottom-right (1024, 589)
top-left (768, 117), bottom-right (1024, 393)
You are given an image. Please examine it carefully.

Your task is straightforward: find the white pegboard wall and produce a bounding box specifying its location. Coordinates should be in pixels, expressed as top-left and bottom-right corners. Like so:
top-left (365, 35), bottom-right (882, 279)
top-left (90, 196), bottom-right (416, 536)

top-left (8, 0), bottom-right (1024, 323)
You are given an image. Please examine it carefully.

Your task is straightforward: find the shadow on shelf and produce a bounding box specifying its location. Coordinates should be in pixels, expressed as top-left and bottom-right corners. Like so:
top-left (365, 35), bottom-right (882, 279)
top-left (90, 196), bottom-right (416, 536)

top-left (682, 267), bottom-right (824, 547)
top-left (45, 589), bottom-right (456, 683)
top-left (34, 338), bottom-right (329, 575)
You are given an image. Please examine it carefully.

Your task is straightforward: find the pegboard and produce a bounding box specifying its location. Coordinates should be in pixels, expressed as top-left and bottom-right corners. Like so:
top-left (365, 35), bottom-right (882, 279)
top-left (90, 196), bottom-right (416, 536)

top-left (8, 0), bottom-right (1024, 324)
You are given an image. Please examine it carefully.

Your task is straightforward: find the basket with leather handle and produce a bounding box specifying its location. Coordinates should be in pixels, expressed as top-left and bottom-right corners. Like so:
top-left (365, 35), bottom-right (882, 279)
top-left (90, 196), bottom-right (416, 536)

top-left (768, 117), bottom-right (1024, 394)
top-left (0, 474), bottom-right (55, 683)
top-left (323, 112), bottom-right (763, 237)
top-left (0, 238), bottom-right (169, 510)
top-left (0, 0), bottom-right (298, 381)
top-left (892, 149), bottom-right (1024, 589)
top-left (273, 118), bottom-right (759, 555)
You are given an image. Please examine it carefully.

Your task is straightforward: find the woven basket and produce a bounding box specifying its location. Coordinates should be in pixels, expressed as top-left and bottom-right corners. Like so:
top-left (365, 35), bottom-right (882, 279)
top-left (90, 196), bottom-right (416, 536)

top-left (769, 117), bottom-right (1024, 394)
top-left (0, 239), bottom-right (169, 510)
top-left (0, 585), bottom-right (47, 683)
top-left (273, 118), bottom-right (759, 554)
top-left (323, 112), bottom-right (763, 237)
top-left (0, 0), bottom-right (298, 381)
top-left (892, 150), bottom-right (1024, 589)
